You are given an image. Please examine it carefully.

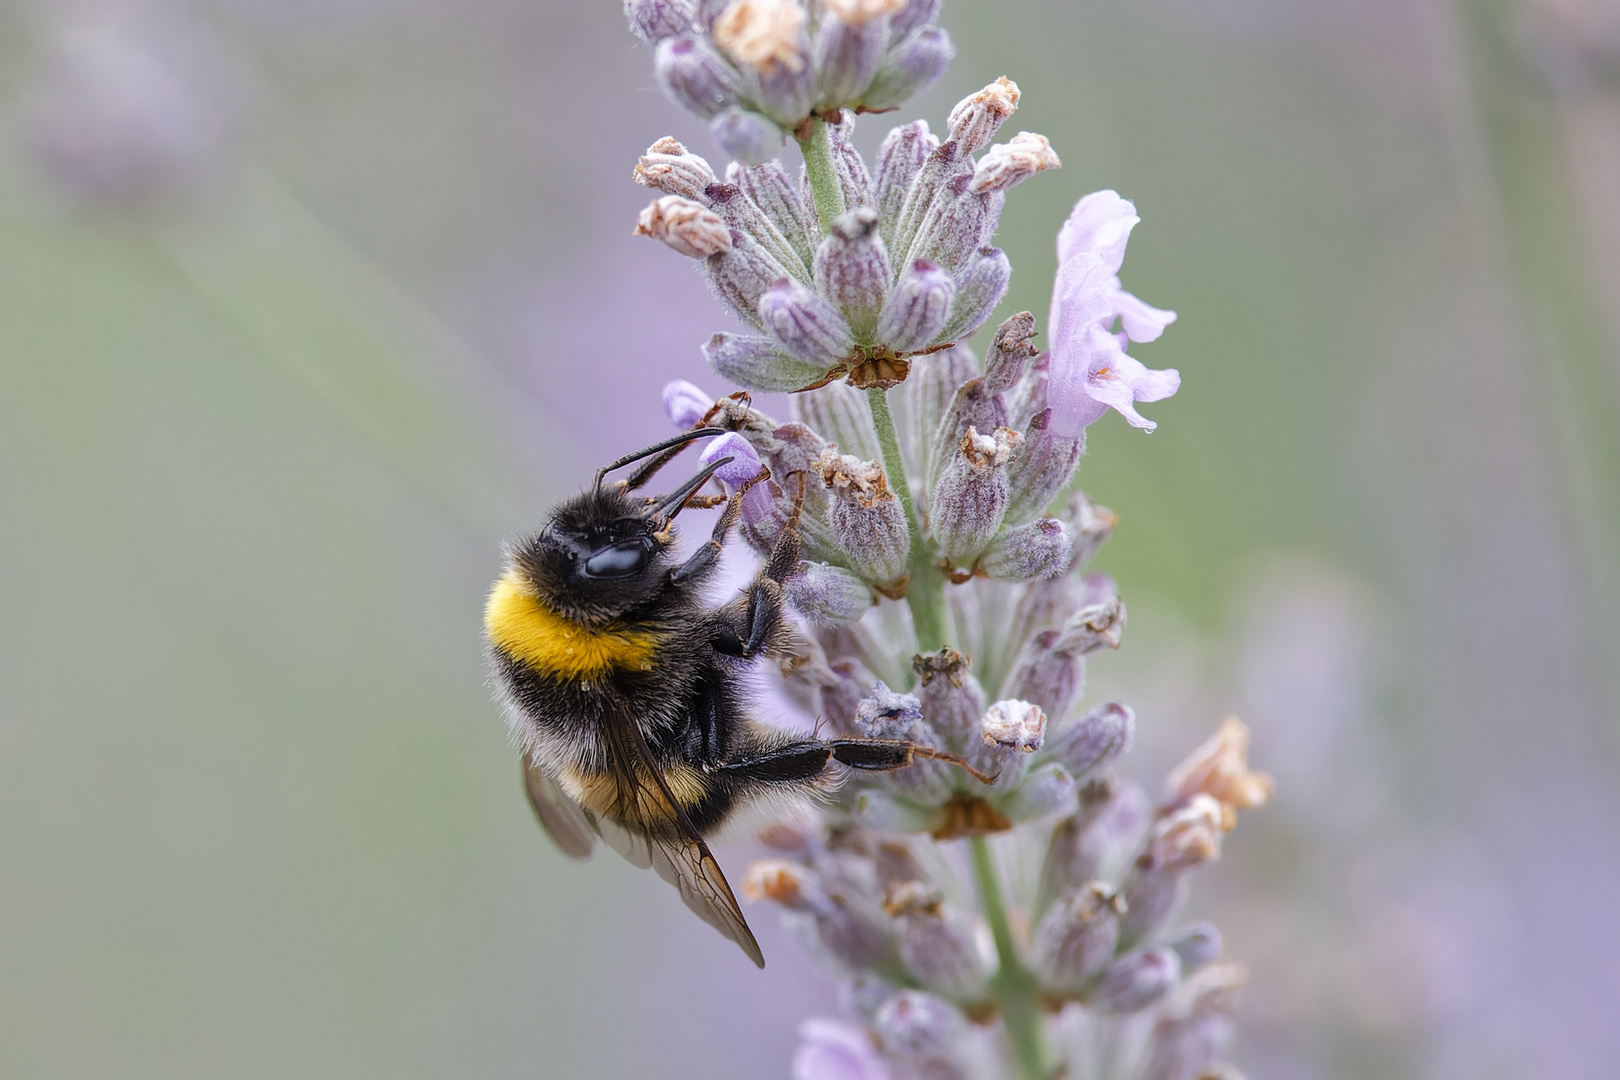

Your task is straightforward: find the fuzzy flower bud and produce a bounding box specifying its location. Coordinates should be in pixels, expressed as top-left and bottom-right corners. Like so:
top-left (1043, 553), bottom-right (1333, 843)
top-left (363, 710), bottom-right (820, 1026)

top-left (793, 382), bottom-right (880, 462)
top-left (861, 27), bottom-right (954, 112)
top-left (1046, 701), bottom-right (1134, 780)
top-left (710, 106), bottom-right (786, 165)
top-left (704, 231), bottom-right (789, 327)
top-left (937, 247), bottom-right (1012, 345)
top-left (1095, 948), bottom-right (1181, 1014)
top-left (931, 426), bottom-right (1022, 564)
top-left (911, 647), bottom-right (985, 752)
top-left (787, 562), bottom-right (874, 624)
top-left (633, 136), bottom-right (717, 199)
top-left (1004, 409), bottom-right (1082, 525)
top-left (728, 159), bottom-right (815, 265)
top-left (700, 431), bottom-right (774, 523)
top-left (1039, 779), bottom-right (1151, 909)
top-left (1162, 717), bottom-right (1274, 813)
top-left (877, 259), bottom-right (955, 353)
top-left (704, 332), bottom-right (827, 391)
top-left (854, 682), bottom-right (954, 802)
top-left (888, 890), bottom-right (995, 999)
top-left (870, 990), bottom-right (964, 1061)
top-left (820, 450), bottom-right (911, 587)
top-left (654, 37), bottom-right (739, 119)
top-left (662, 379), bottom-right (713, 429)
top-left (1033, 882), bottom-right (1122, 992)
top-left (873, 121), bottom-right (938, 236)
top-left (968, 131), bottom-right (1061, 194)
top-left (814, 2), bottom-right (896, 107)
top-left (624, 0), bottom-right (698, 45)
top-left (909, 174), bottom-right (999, 273)
top-left (815, 207), bottom-right (892, 339)
top-left (744, 860), bottom-right (896, 972)
top-left (760, 277), bottom-right (858, 365)
top-left (978, 518), bottom-right (1074, 581)
top-left (636, 195), bottom-right (734, 258)
top-left (705, 181), bottom-right (807, 277)
top-left (997, 761), bottom-right (1076, 822)
top-left (1120, 795), bottom-right (1230, 944)
top-left (1139, 964), bottom-right (1247, 1080)
top-left (888, 0), bottom-right (942, 37)
top-left (946, 76), bottom-right (1021, 155)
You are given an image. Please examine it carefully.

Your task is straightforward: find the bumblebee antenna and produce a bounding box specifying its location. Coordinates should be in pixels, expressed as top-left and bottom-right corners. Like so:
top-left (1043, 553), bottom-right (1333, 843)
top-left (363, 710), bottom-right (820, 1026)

top-left (595, 428), bottom-right (725, 495)
top-left (646, 456), bottom-right (733, 522)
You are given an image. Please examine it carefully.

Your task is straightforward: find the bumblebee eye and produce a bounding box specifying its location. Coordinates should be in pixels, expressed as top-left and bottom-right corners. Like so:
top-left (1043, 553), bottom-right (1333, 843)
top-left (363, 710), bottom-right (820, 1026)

top-left (583, 540), bottom-right (649, 579)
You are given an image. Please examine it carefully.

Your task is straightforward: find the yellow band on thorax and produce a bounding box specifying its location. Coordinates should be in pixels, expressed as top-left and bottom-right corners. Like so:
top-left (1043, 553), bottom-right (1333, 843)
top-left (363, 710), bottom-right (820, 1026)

top-left (485, 572), bottom-right (660, 679)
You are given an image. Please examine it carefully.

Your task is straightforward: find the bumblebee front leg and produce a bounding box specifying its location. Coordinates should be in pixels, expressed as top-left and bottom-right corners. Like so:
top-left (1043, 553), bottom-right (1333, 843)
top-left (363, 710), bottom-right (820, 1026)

top-left (711, 470), bottom-right (805, 659)
top-left (670, 465), bottom-right (771, 587)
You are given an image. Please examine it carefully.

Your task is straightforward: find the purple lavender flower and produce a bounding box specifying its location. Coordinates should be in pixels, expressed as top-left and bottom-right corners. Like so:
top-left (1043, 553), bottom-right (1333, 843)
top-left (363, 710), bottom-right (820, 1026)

top-left (700, 431), bottom-right (774, 524)
top-left (662, 378), bottom-right (713, 429)
top-left (793, 1019), bottom-right (892, 1080)
top-left (1047, 191), bottom-right (1181, 435)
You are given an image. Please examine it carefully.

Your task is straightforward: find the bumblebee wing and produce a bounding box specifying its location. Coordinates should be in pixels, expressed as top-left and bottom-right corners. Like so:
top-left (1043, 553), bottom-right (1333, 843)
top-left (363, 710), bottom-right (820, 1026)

top-left (522, 753), bottom-right (597, 860)
top-left (601, 695), bottom-right (766, 969)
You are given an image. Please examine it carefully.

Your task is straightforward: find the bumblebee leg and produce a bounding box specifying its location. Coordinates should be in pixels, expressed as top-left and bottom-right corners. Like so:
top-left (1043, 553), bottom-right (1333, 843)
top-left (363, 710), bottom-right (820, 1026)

top-left (718, 738), bottom-right (994, 784)
top-left (671, 465), bottom-right (771, 587)
top-left (829, 738), bottom-right (999, 784)
top-left (718, 741), bottom-right (834, 783)
top-left (712, 471), bottom-right (805, 656)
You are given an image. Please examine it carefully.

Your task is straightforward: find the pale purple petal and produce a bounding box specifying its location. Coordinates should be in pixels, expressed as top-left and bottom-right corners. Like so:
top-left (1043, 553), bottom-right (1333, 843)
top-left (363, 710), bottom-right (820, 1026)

top-left (793, 1019), bottom-right (891, 1080)
top-left (662, 379), bottom-right (712, 429)
top-left (1047, 251), bottom-right (1114, 361)
top-left (1108, 285), bottom-right (1177, 343)
top-left (1050, 321), bottom-right (1179, 434)
top-left (1056, 190), bottom-right (1138, 276)
top-left (700, 431), bottom-right (774, 523)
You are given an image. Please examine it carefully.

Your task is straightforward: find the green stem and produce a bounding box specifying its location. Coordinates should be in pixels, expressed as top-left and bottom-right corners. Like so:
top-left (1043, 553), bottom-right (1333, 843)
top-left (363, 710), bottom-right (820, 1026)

top-left (797, 119), bottom-right (846, 233)
top-left (866, 386), bottom-right (947, 652)
top-left (970, 835), bottom-right (1046, 1080)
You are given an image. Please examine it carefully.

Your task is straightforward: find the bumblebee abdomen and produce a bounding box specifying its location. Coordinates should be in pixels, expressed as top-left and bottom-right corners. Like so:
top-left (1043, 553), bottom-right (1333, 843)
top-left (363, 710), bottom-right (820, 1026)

top-left (485, 571), bottom-right (663, 681)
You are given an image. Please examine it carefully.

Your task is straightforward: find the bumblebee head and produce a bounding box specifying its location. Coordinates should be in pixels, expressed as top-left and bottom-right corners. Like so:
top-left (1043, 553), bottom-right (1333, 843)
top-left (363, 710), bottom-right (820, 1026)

top-left (507, 430), bottom-right (731, 624)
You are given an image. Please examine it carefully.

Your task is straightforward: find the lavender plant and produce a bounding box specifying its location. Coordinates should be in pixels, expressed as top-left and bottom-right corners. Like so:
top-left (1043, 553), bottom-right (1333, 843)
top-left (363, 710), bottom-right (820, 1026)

top-left (627, 2), bottom-right (1271, 1077)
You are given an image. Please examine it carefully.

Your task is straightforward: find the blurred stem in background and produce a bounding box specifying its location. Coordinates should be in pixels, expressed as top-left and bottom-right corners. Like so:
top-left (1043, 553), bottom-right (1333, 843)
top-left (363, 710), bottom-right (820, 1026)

top-left (1455, 0), bottom-right (1620, 732)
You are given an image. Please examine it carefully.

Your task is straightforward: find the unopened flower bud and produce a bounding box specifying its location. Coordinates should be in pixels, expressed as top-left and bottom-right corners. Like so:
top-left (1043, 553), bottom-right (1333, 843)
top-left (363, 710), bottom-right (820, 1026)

top-left (827, 117), bottom-right (877, 211)
top-left (704, 332), bottom-right (827, 391)
top-left (1004, 409), bottom-right (1083, 525)
top-left (759, 277), bottom-right (857, 365)
top-left (792, 381), bottom-right (880, 462)
top-left (787, 561), bottom-right (873, 624)
top-left (700, 431), bottom-right (774, 523)
top-left (997, 761), bottom-right (1075, 822)
top-left (870, 990), bottom-right (964, 1061)
top-left (983, 311), bottom-right (1038, 394)
top-left (1162, 717), bottom-right (1274, 813)
top-left (1120, 795), bottom-right (1229, 944)
top-left (815, 207), bottom-right (891, 338)
top-left (662, 379), bottom-right (713, 429)
top-left (703, 231), bottom-right (790, 327)
top-left (873, 120), bottom-right (938, 234)
top-left (633, 136), bottom-right (717, 199)
top-left (1033, 882), bottom-right (1122, 991)
top-left (900, 345), bottom-right (977, 495)
top-left (969, 131), bottom-right (1061, 194)
top-left (979, 518), bottom-right (1074, 581)
top-left (654, 36), bottom-right (738, 119)
top-left (814, 3), bottom-right (893, 107)
top-left (861, 27), bottom-right (953, 111)
top-left (793, 1019), bottom-right (889, 1080)
top-left (1038, 777), bottom-right (1150, 909)
top-left (1095, 947), bottom-right (1181, 1014)
top-left (728, 158), bottom-right (815, 265)
top-left (947, 76), bottom-right (1021, 155)
top-left (1003, 628), bottom-right (1083, 720)
top-left (929, 246), bottom-right (1011, 348)
top-left (877, 259), bottom-right (955, 353)
top-left (1140, 964), bottom-right (1247, 1080)
top-left (713, 0), bottom-right (807, 73)
top-left (911, 647), bottom-right (985, 752)
top-left (705, 181), bottom-right (807, 279)
top-left (625, 0), bottom-right (698, 44)
top-left (820, 451), bottom-right (911, 586)
top-left (887, 0), bottom-right (942, 38)
top-left (1166, 922), bottom-right (1223, 974)
top-left (819, 656), bottom-right (880, 733)
top-left (931, 426), bottom-right (1022, 564)
top-left (1045, 701), bottom-right (1134, 780)
top-left (909, 174), bottom-right (999, 272)
top-left (744, 859), bottom-right (896, 972)
top-left (893, 902), bottom-right (994, 999)
top-left (635, 195), bottom-right (733, 258)
top-left (709, 105), bottom-right (786, 165)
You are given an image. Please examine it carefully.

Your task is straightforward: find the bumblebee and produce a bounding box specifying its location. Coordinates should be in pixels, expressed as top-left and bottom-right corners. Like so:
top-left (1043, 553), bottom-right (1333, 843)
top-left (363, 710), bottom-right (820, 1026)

top-left (484, 429), bottom-right (976, 966)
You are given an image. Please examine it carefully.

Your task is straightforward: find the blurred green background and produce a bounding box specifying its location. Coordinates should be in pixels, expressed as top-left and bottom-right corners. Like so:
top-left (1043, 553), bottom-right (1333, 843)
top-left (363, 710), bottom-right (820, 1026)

top-left (2, 0), bottom-right (1617, 1077)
